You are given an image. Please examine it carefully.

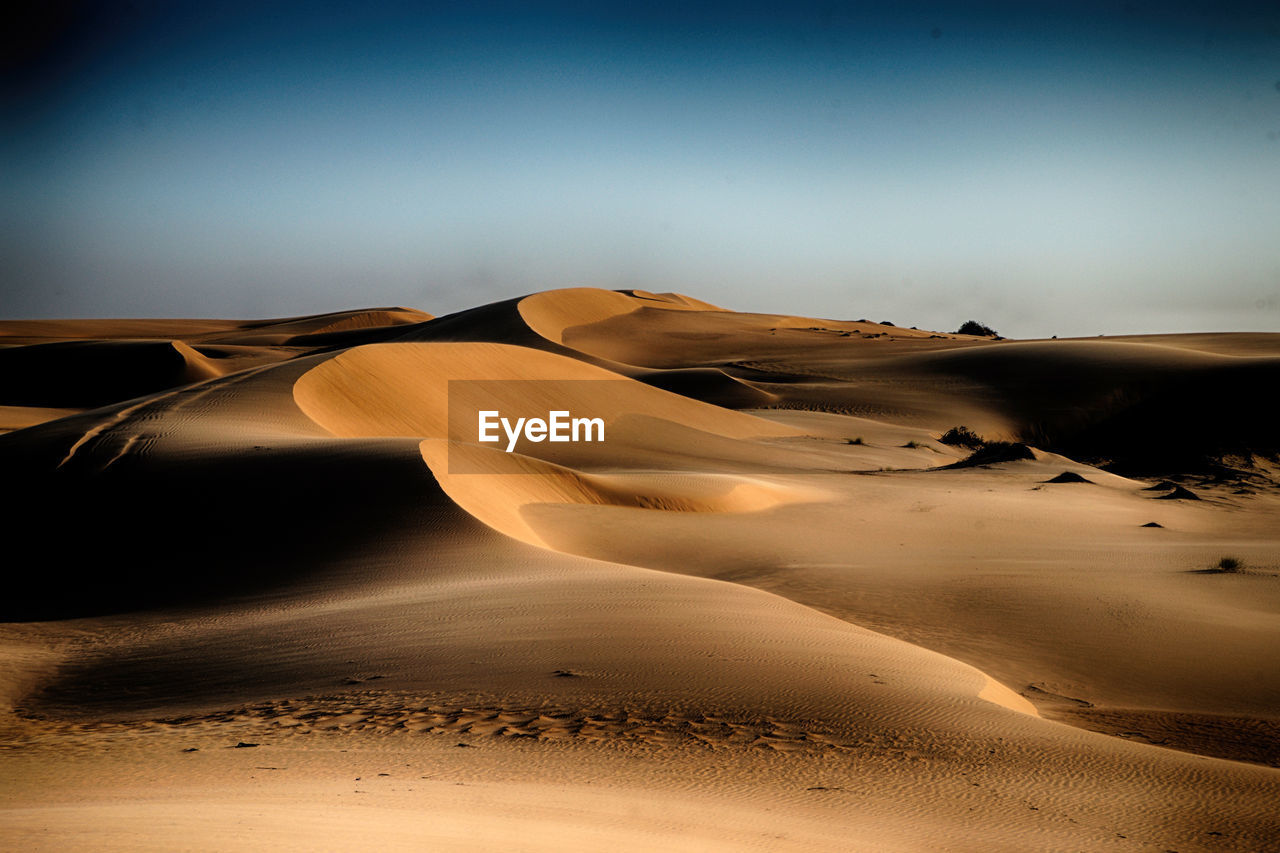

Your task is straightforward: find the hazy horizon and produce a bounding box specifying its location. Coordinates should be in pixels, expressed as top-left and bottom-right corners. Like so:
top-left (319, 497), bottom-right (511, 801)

top-left (3, 1), bottom-right (1278, 338)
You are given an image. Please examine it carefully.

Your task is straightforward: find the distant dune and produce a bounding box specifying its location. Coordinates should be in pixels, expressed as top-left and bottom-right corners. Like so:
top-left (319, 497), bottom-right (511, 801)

top-left (2, 289), bottom-right (1277, 852)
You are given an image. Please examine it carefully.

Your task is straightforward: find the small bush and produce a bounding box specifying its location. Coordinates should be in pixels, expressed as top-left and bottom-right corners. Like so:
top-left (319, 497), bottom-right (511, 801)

top-left (880, 320), bottom-right (894, 326)
top-left (845, 437), bottom-right (864, 445)
top-left (947, 441), bottom-right (1036, 468)
top-left (956, 320), bottom-right (997, 337)
top-left (902, 440), bottom-right (926, 449)
top-left (939, 426), bottom-right (986, 450)
top-left (1216, 556), bottom-right (1243, 572)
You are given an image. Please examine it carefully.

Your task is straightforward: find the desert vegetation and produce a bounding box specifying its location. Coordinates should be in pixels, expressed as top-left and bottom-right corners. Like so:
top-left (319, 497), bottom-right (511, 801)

top-left (1214, 556), bottom-right (1243, 573)
top-left (956, 320), bottom-right (998, 337)
top-left (939, 426), bottom-right (986, 449)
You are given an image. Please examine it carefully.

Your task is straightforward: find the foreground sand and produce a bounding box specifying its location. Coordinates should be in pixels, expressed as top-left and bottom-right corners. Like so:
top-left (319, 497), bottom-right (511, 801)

top-left (1, 290), bottom-right (1277, 851)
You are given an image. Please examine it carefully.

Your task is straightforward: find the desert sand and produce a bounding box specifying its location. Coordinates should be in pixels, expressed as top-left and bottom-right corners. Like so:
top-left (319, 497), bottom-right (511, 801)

top-left (1, 289), bottom-right (1277, 851)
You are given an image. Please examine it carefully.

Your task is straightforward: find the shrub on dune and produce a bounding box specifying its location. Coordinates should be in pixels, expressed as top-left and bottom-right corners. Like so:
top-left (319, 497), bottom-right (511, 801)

top-left (939, 426), bottom-right (986, 450)
top-left (956, 320), bottom-right (998, 337)
top-left (947, 441), bottom-right (1036, 468)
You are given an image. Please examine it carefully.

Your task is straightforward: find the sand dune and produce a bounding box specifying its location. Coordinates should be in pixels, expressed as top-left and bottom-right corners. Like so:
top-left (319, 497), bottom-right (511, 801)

top-left (514, 291), bottom-right (1279, 468)
top-left (2, 289), bottom-right (1278, 851)
top-left (0, 307), bottom-right (435, 433)
top-left (293, 341), bottom-right (799, 477)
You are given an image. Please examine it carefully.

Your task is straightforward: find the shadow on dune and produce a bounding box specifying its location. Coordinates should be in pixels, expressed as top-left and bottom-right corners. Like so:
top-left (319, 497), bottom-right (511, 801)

top-left (931, 345), bottom-right (1280, 472)
top-left (747, 340), bottom-right (1279, 475)
top-left (632, 367), bottom-right (778, 408)
top-left (1, 443), bottom-right (450, 622)
top-left (1019, 361), bottom-right (1280, 474)
top-left (0, 340), bottom-right (220, 409)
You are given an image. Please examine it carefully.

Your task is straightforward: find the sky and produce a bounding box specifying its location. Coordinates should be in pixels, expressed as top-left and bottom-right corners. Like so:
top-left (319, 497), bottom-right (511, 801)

top-left (2, 1), bottom-right (1278, 337)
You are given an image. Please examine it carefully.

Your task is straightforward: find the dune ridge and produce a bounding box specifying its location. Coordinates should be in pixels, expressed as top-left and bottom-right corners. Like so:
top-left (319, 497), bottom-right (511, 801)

top-left (292, 340), bottom-right (799, 450)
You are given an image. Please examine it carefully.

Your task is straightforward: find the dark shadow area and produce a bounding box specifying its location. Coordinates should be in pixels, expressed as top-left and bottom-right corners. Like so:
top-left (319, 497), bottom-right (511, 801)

top-left (1, 442), bottom-right (449, 621)
top-left (1017, 361), bottom-right (1280, 475)
top-left (0, 340), bottom-right (201, 408)
top-left (635, 368), bottom-right (776, 408)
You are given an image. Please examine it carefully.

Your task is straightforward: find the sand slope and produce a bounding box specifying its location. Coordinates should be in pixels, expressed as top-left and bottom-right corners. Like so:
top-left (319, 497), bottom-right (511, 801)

top-left (2, 290), bottom-right (1278, 851)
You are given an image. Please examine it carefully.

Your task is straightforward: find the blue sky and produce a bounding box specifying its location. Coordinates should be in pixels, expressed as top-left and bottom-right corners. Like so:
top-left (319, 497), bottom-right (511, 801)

top-left (3, 1), bottom-right (1278, 336)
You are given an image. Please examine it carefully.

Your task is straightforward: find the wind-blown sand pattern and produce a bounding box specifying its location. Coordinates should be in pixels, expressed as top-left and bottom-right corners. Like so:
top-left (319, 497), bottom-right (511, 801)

top-left (1, 289), bottom-right (1278, 851)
